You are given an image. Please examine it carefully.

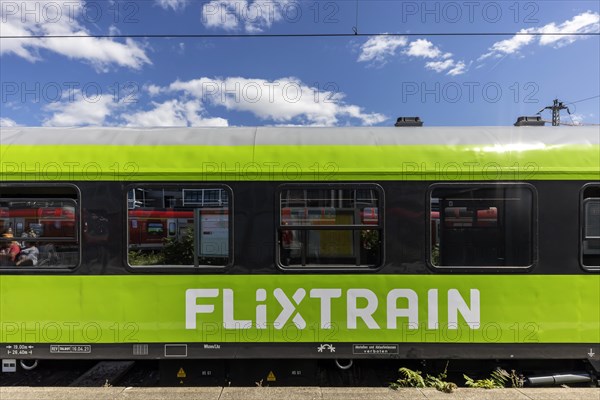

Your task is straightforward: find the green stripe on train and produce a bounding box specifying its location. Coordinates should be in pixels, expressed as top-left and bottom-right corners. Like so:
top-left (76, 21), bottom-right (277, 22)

top-left (1, 145), bottom-right (599, 180)
top-left (1, 275), bottom-right (598, 344)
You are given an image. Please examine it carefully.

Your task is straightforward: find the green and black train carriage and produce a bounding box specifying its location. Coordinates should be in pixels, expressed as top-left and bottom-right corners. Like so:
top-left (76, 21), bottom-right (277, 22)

top-left (0, 126), bottom-right (599, 379)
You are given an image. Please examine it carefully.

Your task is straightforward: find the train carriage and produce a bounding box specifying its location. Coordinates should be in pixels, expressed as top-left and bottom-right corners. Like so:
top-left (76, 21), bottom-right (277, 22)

top-left (0, 126), bottom-right (599, 382)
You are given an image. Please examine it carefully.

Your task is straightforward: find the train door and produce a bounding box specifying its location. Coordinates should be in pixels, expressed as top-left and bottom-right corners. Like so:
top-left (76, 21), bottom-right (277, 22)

top-left (197, 209), bottom-right (228, 259)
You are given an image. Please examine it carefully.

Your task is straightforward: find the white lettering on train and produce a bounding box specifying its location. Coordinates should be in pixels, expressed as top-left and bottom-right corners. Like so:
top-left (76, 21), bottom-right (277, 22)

top-left (185, 288), bottom-right (481, 331)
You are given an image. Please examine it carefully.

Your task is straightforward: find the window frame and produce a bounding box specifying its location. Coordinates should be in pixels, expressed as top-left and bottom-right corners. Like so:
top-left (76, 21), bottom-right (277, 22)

top-left (125, 183), bottom-right (234, 272)
top-left (275, 183), bottom-right (385, 272)
top-left (580, 182), bottom-right (600, 272)
top-left (426, 182), bottom-right (538, 272)
top-left (0, 183), bottom-right (81, 272)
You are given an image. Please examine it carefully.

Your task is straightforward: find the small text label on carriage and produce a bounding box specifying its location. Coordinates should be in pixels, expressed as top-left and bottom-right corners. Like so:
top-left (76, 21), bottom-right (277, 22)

top-left (185, 288), bottom-right (480, 330)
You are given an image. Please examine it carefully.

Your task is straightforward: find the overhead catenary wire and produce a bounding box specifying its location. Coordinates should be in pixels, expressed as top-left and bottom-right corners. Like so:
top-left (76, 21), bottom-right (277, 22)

top-left (2, 32), bottom-right (599, 39)
top-left (563, 95), bottom-right (600, 105)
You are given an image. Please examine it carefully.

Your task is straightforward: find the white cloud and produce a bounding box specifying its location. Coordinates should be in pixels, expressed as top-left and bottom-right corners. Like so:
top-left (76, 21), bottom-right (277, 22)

top-left (41, 86), bottom-right (231, 127)
top-left (166, 76), bottom-right (386, 126)
top-left (155, 0), bottom-right (188, 11)
top-left (357, 35), bottom-right (408, 64)
top-left (405, 39), bottom-right (450, 59)
top-left (479, 28), bottom-right (535, 60)
top-left (201, 0), bottom-right (294, 32)
top-left (569, 113), bottom-right (585, 126)
top-left (357, 36), bottom-right (467, 75)
top-left (424, 59), bottom-right (469, 76)
top-left (480, 11), bottom-right (599, 60)
top-left (0, 0), bottom-right (151, 71)
top-left (41, 90), bottom-right (229, 127)
top-left (42, 91), bottom-right (120, 126)
top-left (123, 100), bottom-right (228, 127)
top-left (0, 117), bottom-right (20, 127)
top-left (202, 0), bottom-right (240, 31)
top-left (566, 113), bottom-right (597, 126)
top-left (424, 59), bottom-right (454, 73)
top-left (538, 11), bottom-right (600, 47)
top-left (447, 61), bottom-right (468, 76)
top-left (43, 37), bottom-right (150, 71)
top-left (40, 75), bottom-right (386, 127)
top-left (146, 84), bottom-right (163, 96)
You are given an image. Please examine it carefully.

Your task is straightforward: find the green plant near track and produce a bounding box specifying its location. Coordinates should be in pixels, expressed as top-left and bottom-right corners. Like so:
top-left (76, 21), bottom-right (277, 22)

top-left (390, 367), bottom-right (425, 389)
top-left (464, 368), bottom-right (523, 389)
top-left (390, 362), bottom-right (457, 393)
top-left (426, 367), bottom-right (458, 393)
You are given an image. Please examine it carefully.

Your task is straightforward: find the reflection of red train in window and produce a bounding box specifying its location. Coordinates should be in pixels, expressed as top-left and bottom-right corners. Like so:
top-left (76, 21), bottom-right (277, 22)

top-left (128, 209), bottom-right (228, 251)
top-left (128, 209), bottom-right (193, 249)
top-left (440, 207), bottom-right (498, 228)
top-left (280, 207), bottom-right (379, 225)
top-left (0, 206), bottom-right (76, 238)
top-left (430, 208), bottom-right (498, 246)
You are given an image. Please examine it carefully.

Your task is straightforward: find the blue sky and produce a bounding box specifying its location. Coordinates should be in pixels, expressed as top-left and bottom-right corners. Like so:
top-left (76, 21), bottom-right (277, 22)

top-left (1, 0), bottom-right (599, 127)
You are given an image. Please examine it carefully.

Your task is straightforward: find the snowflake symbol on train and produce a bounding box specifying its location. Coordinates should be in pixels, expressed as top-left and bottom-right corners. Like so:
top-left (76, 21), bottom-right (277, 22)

top-left (317, 344), bottom-right (335, 353)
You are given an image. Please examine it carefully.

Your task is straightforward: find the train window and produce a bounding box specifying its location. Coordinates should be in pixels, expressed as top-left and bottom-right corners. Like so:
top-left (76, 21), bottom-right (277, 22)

top-left (429, 185), bottom-right (534, 268)
top-left (0, 186), bottom-right (79, 269)
top-left (127, 186), bottom-right (231, 268)
top-left (581, 185), bottom-right (600, 270)
top-left (278, 185), bottom-right (383, 269)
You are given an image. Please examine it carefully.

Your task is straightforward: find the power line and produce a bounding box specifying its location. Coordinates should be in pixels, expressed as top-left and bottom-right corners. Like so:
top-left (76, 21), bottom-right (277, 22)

top-left (2, 32), bottom-right (599, 39)
top-left (564, 95), bottom-right (600, 105)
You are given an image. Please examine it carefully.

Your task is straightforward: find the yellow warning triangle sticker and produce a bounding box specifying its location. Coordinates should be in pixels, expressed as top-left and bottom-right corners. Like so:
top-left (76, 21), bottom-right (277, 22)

top-left (267, 371), bottom-right (276, 382)
top-left (177, 367), bottom-right (187, 378)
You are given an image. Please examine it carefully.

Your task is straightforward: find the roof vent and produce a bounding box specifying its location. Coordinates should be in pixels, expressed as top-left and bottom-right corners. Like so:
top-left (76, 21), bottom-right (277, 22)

top-left (395, 117), bottom-right (423, 127)
top-left (514, 116), bottom-right (545, 127)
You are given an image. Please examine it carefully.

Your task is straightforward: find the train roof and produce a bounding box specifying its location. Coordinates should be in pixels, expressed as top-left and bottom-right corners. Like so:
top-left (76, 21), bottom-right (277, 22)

top-left (1, 126), bottom-right (599, 181)
top-left (1, 125), bottom-right (599, 146)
